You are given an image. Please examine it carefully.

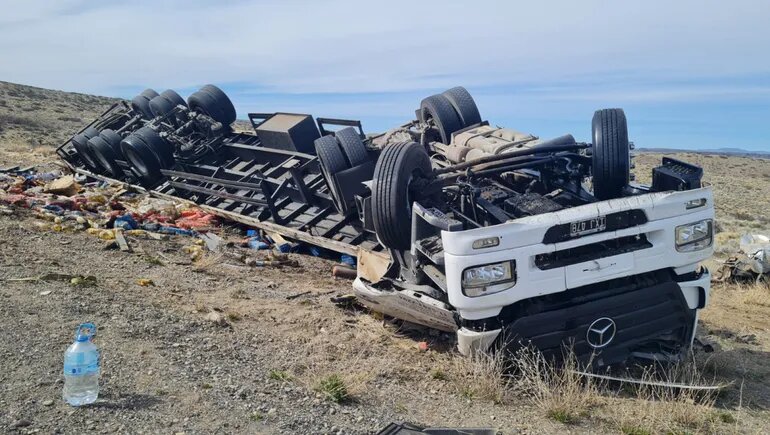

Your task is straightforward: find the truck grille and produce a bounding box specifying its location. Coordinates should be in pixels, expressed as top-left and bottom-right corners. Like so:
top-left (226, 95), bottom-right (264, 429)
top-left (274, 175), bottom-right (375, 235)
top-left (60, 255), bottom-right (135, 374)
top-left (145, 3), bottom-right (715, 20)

top-left (462, 270), bottom-right (695, 366)
top-left (534, 234), bottom-right (652, 270)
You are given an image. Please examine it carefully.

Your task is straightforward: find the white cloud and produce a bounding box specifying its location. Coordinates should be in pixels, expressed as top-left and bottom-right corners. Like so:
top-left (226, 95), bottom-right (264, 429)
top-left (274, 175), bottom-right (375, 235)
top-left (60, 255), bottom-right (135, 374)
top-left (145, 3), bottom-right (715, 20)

top-left (0, 0), bottom-right (768, 97)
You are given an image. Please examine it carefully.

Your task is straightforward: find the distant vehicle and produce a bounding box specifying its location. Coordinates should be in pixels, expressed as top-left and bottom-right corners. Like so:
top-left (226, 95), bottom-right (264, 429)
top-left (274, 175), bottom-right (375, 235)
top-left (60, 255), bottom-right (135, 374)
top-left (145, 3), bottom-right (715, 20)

top-left (59, 85), bottom-right (714, 367)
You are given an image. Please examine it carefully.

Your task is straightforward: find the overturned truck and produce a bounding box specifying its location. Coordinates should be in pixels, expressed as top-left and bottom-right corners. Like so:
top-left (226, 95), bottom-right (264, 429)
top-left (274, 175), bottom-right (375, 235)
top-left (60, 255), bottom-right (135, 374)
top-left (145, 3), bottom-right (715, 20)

top-left (58, 85), bottom-right (714, 367)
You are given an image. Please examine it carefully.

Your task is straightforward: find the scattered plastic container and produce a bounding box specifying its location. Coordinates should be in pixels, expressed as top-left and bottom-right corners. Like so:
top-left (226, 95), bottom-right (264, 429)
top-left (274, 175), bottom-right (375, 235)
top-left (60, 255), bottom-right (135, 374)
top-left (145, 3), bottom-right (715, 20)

top-left (63, 323), bottom-right (100, 406)
top-left (113, 214), bottom-right (139, 230)
top-left (340, 255), bottom-right (356, 268)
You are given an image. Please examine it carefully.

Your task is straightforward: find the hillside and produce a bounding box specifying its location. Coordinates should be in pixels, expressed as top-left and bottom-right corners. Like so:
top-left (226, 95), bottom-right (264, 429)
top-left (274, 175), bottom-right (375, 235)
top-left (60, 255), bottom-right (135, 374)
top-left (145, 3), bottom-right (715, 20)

top-left (0, 81), bottom-right (119, 150)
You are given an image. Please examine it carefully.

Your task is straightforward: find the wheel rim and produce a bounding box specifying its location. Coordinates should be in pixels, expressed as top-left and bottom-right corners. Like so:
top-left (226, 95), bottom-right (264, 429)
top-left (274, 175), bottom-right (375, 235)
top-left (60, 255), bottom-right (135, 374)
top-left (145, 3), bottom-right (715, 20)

top-left (125, 147), bottom-right (148, 175)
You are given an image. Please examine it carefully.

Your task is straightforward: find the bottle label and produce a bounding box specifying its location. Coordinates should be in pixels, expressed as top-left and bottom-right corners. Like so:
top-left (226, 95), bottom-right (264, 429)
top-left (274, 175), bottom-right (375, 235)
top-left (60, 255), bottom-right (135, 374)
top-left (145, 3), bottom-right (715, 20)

top-left (63, 351), bottom-right (100, 376)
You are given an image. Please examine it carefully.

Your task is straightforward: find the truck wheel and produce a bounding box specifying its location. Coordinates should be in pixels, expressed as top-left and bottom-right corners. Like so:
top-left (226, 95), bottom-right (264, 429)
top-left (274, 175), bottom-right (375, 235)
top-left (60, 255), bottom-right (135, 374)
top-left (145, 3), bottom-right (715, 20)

top-left (140, 89), bottom-right (159, 100)
top-left (87, 129), bottom-right (124, 177)
top-left (160, 89), bottom-right (187, 108)
top-left (149, 95), bottom-right (175, 118)
top-left (71, 127), bottom-right (101, 170)
top-left (442, 86), bottom-right (481, 127)
top-left (420, 94), bottom-right (463, 145)
top-left (120, 132), bottom-right (163, 185)
top-left (131, 94), bottom-right (155, 120)
top-left (592, 108), bottom-right (630, 200)
top-left (335, 127), bottom-right (368, 166)
top-left (188, 84), bottom-right (236, 126)
top-left (315, 135), bottom-right (349, 210)
top-left (371, 141), bottom-right (432, 250)
top-left (135, 126), bottom-right (174, 169)
top-left (150, 90), bottom-right (188, 123)
top-left (88, 137), bottom-right (120, 177)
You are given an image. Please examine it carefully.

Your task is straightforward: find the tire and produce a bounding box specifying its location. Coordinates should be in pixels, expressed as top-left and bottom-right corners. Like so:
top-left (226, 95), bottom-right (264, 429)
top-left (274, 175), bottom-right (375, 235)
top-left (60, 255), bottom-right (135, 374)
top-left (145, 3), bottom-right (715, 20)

top-left (371, 141), bottom-right (432, 249)
top-left (140, 89), bottom-right (159, 100)
top-left (188, 84), bottom-right (236, 125)
top-left (149, 95), bottom-right (175, 118)
top-left (131, 94), bottom-right (155, 120)
top-left (135, 126), bottom-right (174, 169)
top-left (442, 86), bottom-right (481, 127)
top-left (82, 127), bottom-right (99, 139)
top-left (591, 108), bottom-right (630, 200)
top-left (88, 136), bottom-right (122, 177)
top-left (159, 89), bottom-right (186, 108)
top-left (314, 135), bottom-right (349, 211)
top-left (120, 132), bottom-right (163, 185)
top-left (420, 94), bottom-right (463, 144)
top-left (71, 127), bottom-right (101, 170)
top-left (334, 127), bottom-right (368, 166)
top-left (150, 90), bottom-right (188, 124)
top-left (88, 129), bottom-right (124, 177)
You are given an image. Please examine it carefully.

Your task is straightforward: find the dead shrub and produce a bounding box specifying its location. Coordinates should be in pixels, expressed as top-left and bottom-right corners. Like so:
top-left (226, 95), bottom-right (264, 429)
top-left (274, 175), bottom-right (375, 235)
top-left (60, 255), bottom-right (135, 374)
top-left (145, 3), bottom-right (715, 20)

top-left (449, 349), bottom-right (511, 404)
top-left (510, 346), bottom-right (604, 424)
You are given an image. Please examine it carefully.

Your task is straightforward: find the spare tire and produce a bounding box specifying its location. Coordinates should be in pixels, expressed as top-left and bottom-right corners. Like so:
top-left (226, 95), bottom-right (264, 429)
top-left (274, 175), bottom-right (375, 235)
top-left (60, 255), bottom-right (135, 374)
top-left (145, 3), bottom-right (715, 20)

top-left (442, 86), bottom-right (481, 127)
top-left (592, 108), bottom-right (630, 200)
top-left (420, 94), bottom-right (463, 145)
top-left (188, 84), bottom-right (236, 126)
top-left (371, 141), bottom-right (432, 250)
top-left (335, 127), bottom-right (368, 167)
top-left (314, 135), bottom-right (349, 211)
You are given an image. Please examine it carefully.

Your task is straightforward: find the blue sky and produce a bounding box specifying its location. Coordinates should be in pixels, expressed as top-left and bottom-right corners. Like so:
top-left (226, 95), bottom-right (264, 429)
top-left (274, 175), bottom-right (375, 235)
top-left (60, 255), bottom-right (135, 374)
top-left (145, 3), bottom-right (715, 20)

top-left (1, 0), bottom-right (769, 151)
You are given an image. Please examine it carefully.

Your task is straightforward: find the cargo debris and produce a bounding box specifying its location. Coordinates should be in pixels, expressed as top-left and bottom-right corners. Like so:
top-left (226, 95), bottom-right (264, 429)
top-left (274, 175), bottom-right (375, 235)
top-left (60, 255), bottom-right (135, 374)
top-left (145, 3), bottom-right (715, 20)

top-left (716, 233), bottom-right (770, 283)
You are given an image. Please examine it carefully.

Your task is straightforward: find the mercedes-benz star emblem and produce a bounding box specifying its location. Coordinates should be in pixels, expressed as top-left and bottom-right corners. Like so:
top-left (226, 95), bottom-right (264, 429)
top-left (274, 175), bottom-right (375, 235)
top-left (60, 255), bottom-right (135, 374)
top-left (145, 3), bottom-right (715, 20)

top-left (586, 317), bottom-right (616, 349)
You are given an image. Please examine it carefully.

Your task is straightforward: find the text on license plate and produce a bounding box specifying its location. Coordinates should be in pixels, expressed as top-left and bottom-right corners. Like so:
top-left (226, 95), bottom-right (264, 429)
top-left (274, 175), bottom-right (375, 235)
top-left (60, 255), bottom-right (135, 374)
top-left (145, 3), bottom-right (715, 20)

top-left (570, 216), bottom-right (607, 237)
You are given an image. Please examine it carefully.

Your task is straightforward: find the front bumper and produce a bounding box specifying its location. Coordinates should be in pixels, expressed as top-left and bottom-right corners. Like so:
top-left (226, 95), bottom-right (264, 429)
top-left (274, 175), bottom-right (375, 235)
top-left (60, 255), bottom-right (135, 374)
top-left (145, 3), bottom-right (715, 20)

top-left (457, 267), bottom-right (711, 364)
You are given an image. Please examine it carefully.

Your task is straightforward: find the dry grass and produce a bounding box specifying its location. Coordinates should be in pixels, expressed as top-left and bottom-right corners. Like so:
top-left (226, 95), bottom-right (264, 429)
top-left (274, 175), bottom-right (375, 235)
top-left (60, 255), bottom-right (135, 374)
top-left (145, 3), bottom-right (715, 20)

top-left (609, 360), bottom-right (722, 434)
top-left (446, 343), bottom-right (736, 433)
top-left (448, 350), bottom-right (511, 404)
top-left (191, 251), bottom-right (226, 274)
top-left (290, 343), bottom-right (376, 405)
top-left (735, 281), bottom-right (770, 307)
top-left (510, 346), bottom-right (604, 424)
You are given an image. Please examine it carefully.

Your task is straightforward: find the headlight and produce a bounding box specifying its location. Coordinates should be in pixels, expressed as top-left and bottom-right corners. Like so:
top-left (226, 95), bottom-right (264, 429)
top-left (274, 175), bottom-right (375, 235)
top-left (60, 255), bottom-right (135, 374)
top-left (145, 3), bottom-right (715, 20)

top-left (462, 261), bottom-right (516, 297)
top-left (675, 219), bottom-right (713, 252)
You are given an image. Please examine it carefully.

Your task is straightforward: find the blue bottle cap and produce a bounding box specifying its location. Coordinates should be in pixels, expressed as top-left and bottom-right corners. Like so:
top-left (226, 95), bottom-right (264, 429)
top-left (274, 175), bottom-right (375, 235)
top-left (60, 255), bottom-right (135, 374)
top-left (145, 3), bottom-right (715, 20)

top-left (75, 323), bottom-right (96, 342)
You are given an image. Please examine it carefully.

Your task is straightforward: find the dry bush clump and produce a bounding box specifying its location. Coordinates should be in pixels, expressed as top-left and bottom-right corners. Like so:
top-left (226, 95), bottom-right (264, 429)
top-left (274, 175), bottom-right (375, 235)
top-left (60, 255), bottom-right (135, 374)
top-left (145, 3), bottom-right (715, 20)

top-left (291, 344), bottom-right (376, 404)
top-left (510, 346), bottom-right (604, 424)
top-left (448, 350), bottom-right (511, 404)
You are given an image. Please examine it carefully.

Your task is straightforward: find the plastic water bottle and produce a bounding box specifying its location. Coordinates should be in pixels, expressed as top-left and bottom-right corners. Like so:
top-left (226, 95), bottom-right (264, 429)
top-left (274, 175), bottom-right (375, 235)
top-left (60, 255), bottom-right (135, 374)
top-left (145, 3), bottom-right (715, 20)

top-left (63, 323), bottom-right (100, 406)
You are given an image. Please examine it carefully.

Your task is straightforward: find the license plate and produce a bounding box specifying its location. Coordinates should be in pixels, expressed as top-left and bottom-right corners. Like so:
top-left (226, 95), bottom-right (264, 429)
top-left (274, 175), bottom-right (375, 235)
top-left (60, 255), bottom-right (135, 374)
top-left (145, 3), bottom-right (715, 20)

top-left (570, 216), bottom-right (607, 237)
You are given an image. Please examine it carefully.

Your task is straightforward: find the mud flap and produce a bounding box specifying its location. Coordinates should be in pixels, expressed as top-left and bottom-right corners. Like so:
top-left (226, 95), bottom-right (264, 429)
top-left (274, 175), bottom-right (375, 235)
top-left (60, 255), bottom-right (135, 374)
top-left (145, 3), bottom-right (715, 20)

top-left (352, 277), bottom-right (458, 332)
